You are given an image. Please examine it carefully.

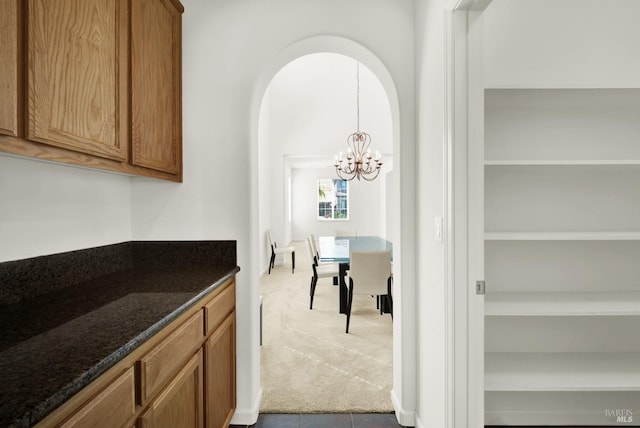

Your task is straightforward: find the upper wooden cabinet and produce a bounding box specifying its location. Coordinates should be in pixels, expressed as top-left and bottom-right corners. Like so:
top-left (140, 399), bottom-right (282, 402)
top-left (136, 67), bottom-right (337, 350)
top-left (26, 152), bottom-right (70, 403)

top-left (0, 0), bottom-right (22, 137)
top-left (27, 0), bottom-right (129, 161)
top-left (0, 0), bottom-right (183, 182)
top-left (130, 0), bottom-right (182, 175)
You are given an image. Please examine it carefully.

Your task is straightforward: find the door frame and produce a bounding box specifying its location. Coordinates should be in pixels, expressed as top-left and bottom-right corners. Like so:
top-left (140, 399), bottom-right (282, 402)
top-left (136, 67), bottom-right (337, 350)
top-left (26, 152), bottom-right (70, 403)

top-left (445, 1), bottom-right (490, 427)
top-left (249, 35), bottom-right (416, 426)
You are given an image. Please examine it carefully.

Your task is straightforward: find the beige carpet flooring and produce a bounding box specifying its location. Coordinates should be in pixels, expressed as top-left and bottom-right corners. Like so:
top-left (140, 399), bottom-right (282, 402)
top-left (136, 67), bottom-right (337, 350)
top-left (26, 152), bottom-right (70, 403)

top-left (259, 241), bottom-right (393, 413)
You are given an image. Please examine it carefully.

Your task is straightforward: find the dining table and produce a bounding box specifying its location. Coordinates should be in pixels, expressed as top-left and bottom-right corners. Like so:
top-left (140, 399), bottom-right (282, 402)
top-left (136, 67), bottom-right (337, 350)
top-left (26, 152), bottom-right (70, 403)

top-left (318, 235), bottom-right (393, 314)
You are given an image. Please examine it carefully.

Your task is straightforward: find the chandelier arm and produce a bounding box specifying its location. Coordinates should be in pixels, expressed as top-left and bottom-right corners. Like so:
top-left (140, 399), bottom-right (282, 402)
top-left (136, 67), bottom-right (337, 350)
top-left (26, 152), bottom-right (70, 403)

top-left (362, 133), bottom-right (371, 157)
top-left (361, 165), bottom-right (381, 181)
top-left (336, 166), bottom-right (356, 181)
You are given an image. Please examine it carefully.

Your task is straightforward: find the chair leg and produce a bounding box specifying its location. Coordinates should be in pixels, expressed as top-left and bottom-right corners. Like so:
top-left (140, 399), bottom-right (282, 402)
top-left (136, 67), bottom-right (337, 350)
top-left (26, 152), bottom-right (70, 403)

top-left (268, 252), bottom-right (275, 274)
top-left (309, 276), bottom-right (317, 309)
top-left (387, 278), bottom-right (393, 319)
top-left (345, 280), bottom-right (354, 333)
top-left (291, 251), bottom-right (295, 273)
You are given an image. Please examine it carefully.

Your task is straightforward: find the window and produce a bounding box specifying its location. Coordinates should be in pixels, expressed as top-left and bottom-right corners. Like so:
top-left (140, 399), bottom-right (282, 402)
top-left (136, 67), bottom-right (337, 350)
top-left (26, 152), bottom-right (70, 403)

top-left (317, 178), bottom-right (349, 220)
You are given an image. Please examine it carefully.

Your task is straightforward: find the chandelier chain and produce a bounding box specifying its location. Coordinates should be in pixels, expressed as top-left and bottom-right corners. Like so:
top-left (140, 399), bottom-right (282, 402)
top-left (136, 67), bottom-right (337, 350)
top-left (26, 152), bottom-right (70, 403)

top-left (356, 62), bottom-right (360, 132)
top-left (334, 60), bottom-right (383, 181)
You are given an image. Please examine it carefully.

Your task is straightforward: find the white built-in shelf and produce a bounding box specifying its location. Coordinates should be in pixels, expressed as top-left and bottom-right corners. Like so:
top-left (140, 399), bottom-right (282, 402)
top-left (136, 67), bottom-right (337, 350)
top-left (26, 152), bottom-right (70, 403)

top-left (485, 291), bottom-right (640, 316)
top-left (485, 352), bottom-right (640, 392)
top-left (483, 88), bottom-right (640, 423)
top-left (485, 232), bottom-right (640, 241)
top-left (485, 159), bottom-right (640, 166)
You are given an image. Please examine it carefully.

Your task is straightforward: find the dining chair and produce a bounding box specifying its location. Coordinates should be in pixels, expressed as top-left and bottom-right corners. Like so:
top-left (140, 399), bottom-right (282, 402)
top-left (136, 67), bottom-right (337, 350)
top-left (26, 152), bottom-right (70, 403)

top-left (308, 233), bottom-right (320, 263)
top-left (266, 229), bottom-right (295, 274)
top-left (309, 234), bottom-right (340, 288)
top-left (344, 250), bottom-right (392, 333)
top-left (306, 236), bottom-right (339, 309)
top-left (309, 234), bottom-right (335, 266)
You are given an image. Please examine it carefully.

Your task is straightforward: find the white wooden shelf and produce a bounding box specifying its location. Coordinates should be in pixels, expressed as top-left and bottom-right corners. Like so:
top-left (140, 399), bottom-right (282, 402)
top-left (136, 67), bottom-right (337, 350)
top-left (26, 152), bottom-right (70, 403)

top-left (485, 159), bottom-right (640, 166)
top-left (485, 291), bottom-right (640, 316)
top-left (484, 87), bottom-right (640, 424)
top-left (485, 232), bottom-right (640, 241)
top-left (485, 352), bottom-right (640, 392)
top-left (485, 391), bottom-right (640, 426)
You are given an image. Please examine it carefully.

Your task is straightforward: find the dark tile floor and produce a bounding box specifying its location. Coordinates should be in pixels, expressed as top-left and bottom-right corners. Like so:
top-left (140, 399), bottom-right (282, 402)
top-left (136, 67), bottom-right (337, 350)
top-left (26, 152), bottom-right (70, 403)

top-left (230, 413), bottom-right (407, 428)
top-left (231, 415), bottom-right (609, 428)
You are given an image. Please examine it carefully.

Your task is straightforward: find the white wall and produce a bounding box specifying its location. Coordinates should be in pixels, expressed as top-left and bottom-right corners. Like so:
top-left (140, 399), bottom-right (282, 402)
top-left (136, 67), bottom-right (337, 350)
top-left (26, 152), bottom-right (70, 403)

top-left (483, 0), bottom-right (640, 88)
top-left (0, 0), bottom-right (422, 425)
top-left (130, 0), bottom-right (415, 424)
top-left (0, 0), bottom-right (416, 425)
top-left (414, 0), bottom-right (447, 426)
top-left (0, 0), bottom-right (416, 416)
top-left (259, 53), bottom-right (392, 269)
top-left (290, 166), bottom-right (385, 241)
top-left (263, 53), bottom-right (392, 158)
top-left (258, 86), bottom-right (273, 273)
top-left (0, 156), bottom-right (132, 262)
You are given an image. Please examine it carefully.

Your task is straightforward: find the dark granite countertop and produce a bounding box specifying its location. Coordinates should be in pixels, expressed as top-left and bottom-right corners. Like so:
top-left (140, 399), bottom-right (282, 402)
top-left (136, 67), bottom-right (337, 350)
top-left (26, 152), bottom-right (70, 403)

top-left (0, 241), bottom-right (238, 427)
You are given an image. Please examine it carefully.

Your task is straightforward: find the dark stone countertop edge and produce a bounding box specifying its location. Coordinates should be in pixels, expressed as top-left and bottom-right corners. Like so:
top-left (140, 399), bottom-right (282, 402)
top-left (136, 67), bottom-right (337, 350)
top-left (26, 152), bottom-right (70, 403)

top-left (19, 266), bottom-right (240, 428)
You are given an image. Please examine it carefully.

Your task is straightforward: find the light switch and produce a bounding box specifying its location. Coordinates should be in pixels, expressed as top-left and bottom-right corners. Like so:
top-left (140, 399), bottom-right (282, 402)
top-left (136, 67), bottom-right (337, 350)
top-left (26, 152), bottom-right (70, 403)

top-left (435, 217), bottom-right (443, 242)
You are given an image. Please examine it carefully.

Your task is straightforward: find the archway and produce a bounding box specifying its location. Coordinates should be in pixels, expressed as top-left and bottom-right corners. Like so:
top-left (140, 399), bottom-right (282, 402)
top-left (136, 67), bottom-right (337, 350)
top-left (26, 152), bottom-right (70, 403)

top-left (249, 35), bottom-right (416, 426)
top-left (257, 51), bottom-right (393, 412)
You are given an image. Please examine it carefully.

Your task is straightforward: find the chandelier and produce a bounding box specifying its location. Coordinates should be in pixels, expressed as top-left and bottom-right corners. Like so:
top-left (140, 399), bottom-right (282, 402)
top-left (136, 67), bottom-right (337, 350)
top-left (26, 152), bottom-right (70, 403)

top-left (335, 62), bottom-right (382, 181)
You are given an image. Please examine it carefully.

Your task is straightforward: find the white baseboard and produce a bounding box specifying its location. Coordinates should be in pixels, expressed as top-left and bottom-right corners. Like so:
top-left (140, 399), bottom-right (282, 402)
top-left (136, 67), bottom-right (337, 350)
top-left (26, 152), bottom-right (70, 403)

top-left (391, 388), bottom-right (416, 427)
top-left (229, 387), bottom-right (262, 426)
top-left (485, 408), bottom-right (637, 426)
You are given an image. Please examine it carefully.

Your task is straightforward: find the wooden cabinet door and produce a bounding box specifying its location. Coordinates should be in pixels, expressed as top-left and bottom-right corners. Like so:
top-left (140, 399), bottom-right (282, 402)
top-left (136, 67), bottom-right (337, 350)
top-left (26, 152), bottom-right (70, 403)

top-left (130, 0), bottom-right (182, 175)
top-left (26, 0), bottom-right (128, 160)
top-left (204, 280), bottom-right (235, 335)
top-left (138, 350), bottom-right (204, 428)
top-left (138, 310), bottom-right (204, 404)
top-left (60, 367), bottom-right (136, 428)
top-left (0, 0), bottom-right (22, 137)
top-left (204, 313), bottom-right (236, 428)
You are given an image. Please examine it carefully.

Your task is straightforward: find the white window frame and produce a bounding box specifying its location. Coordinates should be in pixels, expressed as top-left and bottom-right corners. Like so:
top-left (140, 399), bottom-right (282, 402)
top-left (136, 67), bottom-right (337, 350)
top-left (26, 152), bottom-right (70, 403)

top-left (317, 178), bottom-right (349, 221)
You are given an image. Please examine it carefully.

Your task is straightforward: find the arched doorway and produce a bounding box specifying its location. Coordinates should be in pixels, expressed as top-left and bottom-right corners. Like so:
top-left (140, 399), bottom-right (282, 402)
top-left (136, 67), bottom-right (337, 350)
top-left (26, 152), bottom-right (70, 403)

top-left (257, 52), bottom-right (393, 412)
top-left (249, 35), bottom-right (416, 426)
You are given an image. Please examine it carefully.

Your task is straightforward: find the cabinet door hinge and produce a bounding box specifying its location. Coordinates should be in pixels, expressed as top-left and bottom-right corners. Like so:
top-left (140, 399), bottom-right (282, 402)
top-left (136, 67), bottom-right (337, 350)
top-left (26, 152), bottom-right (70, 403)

top-left (475, 280), bottom-right (485, 295)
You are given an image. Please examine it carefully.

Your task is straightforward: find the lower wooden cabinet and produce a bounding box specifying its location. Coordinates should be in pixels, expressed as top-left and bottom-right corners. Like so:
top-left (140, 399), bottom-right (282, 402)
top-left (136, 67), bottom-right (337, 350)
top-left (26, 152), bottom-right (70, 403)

top-left (37, 277), bottom-right (236, 428)
top-left (205, 313), bottom-right (236, 428)
top-left (138, 310), bottom-right (204, 403)
top-left (59, 367), bottom-right (135, 428)
top-left (138, 350), bottom-right (204, 428)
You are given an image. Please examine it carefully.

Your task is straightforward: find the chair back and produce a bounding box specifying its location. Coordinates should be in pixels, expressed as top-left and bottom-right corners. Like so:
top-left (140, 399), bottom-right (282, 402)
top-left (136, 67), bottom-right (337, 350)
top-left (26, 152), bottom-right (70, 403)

top-left (266, 230), bottom-right (275, 249)
top-left (335, 230), bottom-right (357, 237)
top-left (305, 236), bottom-right (316, 265)
top-left (348, 250), bottom-right (391, 296)
top-left (309, 234), bottom-right (319, 260)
